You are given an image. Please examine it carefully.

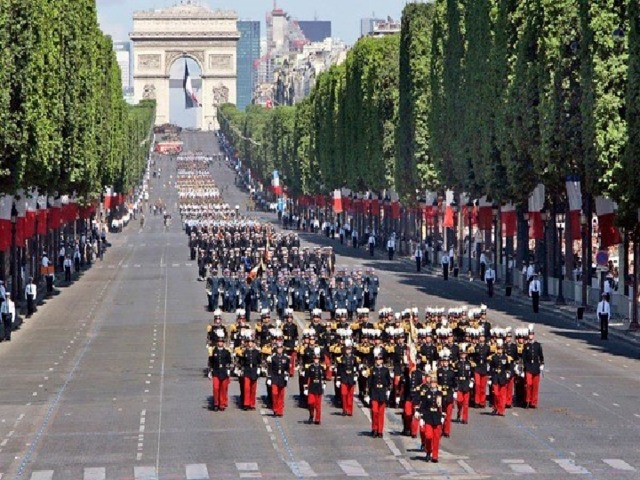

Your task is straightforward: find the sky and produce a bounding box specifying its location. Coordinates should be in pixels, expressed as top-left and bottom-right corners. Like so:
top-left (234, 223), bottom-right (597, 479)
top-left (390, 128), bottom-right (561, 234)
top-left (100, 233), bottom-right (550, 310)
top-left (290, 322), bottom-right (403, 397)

top-left (97, 0), bottom-right (408, 46)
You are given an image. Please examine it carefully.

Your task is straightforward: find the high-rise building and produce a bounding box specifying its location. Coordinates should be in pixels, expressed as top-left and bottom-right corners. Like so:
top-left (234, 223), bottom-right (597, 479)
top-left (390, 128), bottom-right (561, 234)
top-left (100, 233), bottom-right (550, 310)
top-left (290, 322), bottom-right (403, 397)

top-left (113, 42), bottom-right (132, 93)
top-left (360, 17), bottom-right (384, 37)
top-left (297, 21), bottom-right (331, 43)
top-left (237, 21), bottom-right (261, 111)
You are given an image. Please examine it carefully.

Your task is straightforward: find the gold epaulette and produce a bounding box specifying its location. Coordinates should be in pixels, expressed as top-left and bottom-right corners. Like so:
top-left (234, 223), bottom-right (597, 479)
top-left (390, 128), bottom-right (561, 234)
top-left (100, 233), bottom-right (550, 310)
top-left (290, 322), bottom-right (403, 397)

top-left (384, 344), bottom-right (394, 353)
top-left (261, 345), bottom-right (272, 355)
top-left (336, 356), bottom-right (343, 364)
top-left (207, 325), bottom-right (213, 333)
top-left (330, 322), bottom-right (338, 330)
top-left (489, 344), bottom-right (497, 353)
top-left (350, 322), bottom-right (360, 330)
top-left (207, 346), bottom-right (214, 356)
top-left (229, 324), bottom-right (238, 333)
top-left (234, 346), bottom-right (244, 357)
top-left (255, 324), bottom-right (262, 333)
top-left (375, 321), bottom-right (385, 330)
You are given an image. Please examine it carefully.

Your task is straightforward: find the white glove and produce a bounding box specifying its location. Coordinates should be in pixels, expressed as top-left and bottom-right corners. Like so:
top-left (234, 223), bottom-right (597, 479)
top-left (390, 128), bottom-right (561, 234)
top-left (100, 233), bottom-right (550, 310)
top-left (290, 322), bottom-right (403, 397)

top-left (487, 380), bottom-right (492, 386)
top-left (208, 371), bottom-right (212, 379)
top-left (540, 365), bottom-right (544, 372)
top-left (419, 419), bottom-right (425, 427)
top-left (304, 386), bottom-right (309, 396)
top-left (441, 417), bottom-right (445, 425)
top-left (322, 382), bottom-right (327, 392)
top-left (453, 392), bottom-right (457, 400)
top-left (390, 371), bottom-right (395, 378)
top-left (353, 374), bottom-right (358, 383)
top-left (266, 378), bottom-right (272, 386)
top-left (469, 381), bottom-right (474, 389)
top-left (362, 370), bottom-right (369, 378)
top-left (226, 369), bottom-right (231, 376)
top-left (364, 395), bottom-right (370, 404)
top-left (256, 367), bottom-right (261, 375)
top-left (414, 411), bottom-right (421, 419)
top-left (336, 381), bottom-right (341, 388)
top-left (266, 356), bottom-right (272, 363)
top-left (386, 391), bottom-right (390, 400)
top-left (284, 375), bottom-right (289, 382)
top-left (300, 370), bottom-right (305, 377)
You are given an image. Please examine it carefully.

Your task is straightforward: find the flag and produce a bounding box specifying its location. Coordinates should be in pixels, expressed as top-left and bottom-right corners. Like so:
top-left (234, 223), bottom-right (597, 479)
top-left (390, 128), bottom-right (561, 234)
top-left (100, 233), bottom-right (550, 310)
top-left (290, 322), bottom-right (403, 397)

top-left (183, 62), bottom-right (200, 109)
top-left (477, 195), bottom-right (493, 231)
top-left (443, 190), bottom-right (455, 228)
top-left (501, 203), bottom-right (517, 237)
top-left (0, 194), bottom-right (13, 252)
top-left (566, 176), bottom-right (582, 241)
top-left (527, 184), bottom-right (545, 240)
top-left (333, 189), bottom-right (343, 214)
top-left (595, 196), bottom-right (621, 248)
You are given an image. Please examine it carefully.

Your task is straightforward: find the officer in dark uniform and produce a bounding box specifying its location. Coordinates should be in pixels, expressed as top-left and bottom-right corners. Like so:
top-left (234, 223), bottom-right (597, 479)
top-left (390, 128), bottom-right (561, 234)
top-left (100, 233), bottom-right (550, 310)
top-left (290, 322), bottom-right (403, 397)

top-left (437, 349), bottom-right (457, 437)
top-left (489, 339), bottom-right (513, 416)
top-left (282, 310), bottom-right (299, 376)
top-left (454, 344), bottom-right (473, 424)
top-left (522, 325), bottom-right (544, 408)
top-left (240, 335), bottom-right (262, 410)
top-left (417, 374), bottom-right (444, 463)
top-left (208, 332), bottom-right (233, 411)
top-left (470, 331), bottom-right (490, 408)
top-left (366, 347), bottom-right (392, 438)
top-left (305, 347), bottom-right (327, 425)
top-left (401, 363), bottom-right (425, 437)
top-left (268, 342), bottom-right (290, 417)
top-left (335, 340), bottom-right (359, 416)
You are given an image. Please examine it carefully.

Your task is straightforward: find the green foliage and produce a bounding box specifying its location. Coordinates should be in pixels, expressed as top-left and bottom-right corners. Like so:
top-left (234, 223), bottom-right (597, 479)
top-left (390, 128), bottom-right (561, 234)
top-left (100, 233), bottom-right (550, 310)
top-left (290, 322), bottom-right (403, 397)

top-left (0, 0), bottom-right (154, 201)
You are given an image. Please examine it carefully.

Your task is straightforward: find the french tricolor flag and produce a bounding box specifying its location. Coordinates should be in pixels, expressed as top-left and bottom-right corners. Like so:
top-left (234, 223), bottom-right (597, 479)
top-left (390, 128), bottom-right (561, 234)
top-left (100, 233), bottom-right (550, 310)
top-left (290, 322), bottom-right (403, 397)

top-left (183, 62), bottom-right (201, 109)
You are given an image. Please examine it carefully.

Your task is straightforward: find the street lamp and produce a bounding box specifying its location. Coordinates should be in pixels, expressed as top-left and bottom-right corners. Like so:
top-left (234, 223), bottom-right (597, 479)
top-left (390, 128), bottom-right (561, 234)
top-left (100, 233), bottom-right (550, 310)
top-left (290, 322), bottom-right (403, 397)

top-left (556, 211), bottom-right (566, 305)
top-left (467, 199), bottom-right (474, 275)
top-left (492, 204), bottom-right (499, 282)
top-left (540, 211), bottom-right (550, 301)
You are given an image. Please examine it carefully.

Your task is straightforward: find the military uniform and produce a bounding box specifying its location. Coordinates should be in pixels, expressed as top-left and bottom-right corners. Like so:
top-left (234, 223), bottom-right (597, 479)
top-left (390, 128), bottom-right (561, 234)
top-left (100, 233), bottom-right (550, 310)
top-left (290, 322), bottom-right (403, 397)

top-left (208, 340), bottom-right (233, 411)
top-left (454, 347), bottom-right (473, 424)
top-left (417, 379), bottom-right (444, 463)
top-left (470, 340), bottom-right (490, 408)
top-left (488, 342), bottom-right (513, 416)
top-left (336, 345), bottom-right (359, 416)
top-left (522, 328), bottom-right (544, 408)
top-left (268, 346), bottom-right (291, 416)
top-left (240, 343), bottom-right (261, 410)
top-left (305, 353), bottom-right (327, 424)
top-left (367, 351), bottom-right (391, 438)
top-left (401, 367), bottom-right (425, 437)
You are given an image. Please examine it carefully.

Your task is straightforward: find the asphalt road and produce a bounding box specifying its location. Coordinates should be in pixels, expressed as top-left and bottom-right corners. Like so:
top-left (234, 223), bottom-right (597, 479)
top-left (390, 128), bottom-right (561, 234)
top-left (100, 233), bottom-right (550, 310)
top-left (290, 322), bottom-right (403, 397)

top-left (0, 131), bottom-right (638, 480)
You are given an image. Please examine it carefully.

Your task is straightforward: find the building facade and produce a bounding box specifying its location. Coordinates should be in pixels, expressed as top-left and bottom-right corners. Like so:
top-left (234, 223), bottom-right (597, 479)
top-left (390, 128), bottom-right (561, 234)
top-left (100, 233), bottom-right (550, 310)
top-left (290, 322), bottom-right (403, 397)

top-left (236, 21), bottom-right (261, 111)
top-left (114, 41), bottom-right (132, 93)
top-left (297, 21), bottom-right (331, 43)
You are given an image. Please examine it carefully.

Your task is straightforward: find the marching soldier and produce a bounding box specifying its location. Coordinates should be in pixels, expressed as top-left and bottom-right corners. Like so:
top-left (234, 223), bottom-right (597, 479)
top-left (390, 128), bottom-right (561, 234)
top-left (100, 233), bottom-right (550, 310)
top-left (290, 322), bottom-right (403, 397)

top-left (437, 348), bottom-right (457, 437)
top-left (208, 330), bottom-right (233, 411)
top-left (239, 335), bottom-right (262, 410)
top-left (305, 347), bottom-right (327, 425)
top-left (401, 363), bottom-right (425, 437)
top-left (470, 330), bottom-right (490, 408)
top-left (488, 339), bottom-right (513, 416)
top-left (366, 347), bottom-right (392, 438)
top-left (454, 344), bottom-right (473, 424)
top-left (522, 325), bottom-right (544, 408)
top-left (335, 339), bottom-right (359, 416)
top-left (268, 341), bottom-right (291, 417)
top-left (417, 374), bottom-right (444, 463)
top-left (282, 309), bottom-right (299, 376)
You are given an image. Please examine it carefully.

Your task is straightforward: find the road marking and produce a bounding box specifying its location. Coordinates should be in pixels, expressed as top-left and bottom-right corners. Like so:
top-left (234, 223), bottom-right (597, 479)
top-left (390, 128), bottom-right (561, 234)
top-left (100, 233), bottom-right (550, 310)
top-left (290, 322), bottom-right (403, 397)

top-left (592, 392), bottom-right (599, 396)
top-left (84, 467), bottom-right (106, 480)
top-left (288, 461), bottom-right (317, 477)
top-left (186, 463), bottom-right (210, 479)
top-left (134, 264), bottom-right (141, 268)
top-left (602, 459), bottom-right (636, 471)
top-left (30, 472), bottom-right (53, 480)
top-left (172, 263), bottom-right (180, 267)
top-left (236, 462), bottom-right (261, 478)
top-left (613, 403), bottom-right (620, 407)
top-left (502, 459), bottom-right (536, 474)
top-left (553, 459), bottom-right (590, 474)
top-left (338, 460), bottom-right (368, 477)
top-left (576, 384), bottom-right (582, 388)
top-left (134, 466), bottom-right (157, 480)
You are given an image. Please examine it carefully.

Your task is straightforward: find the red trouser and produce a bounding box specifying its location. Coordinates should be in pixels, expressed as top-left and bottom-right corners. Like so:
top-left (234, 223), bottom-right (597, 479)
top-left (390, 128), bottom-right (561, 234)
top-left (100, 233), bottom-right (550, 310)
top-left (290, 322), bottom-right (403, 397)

top-left (456, 391), bottom-right (470, 422)
top-left (393, 375), bottom-right (402, 403)
top-left (324, 355), bottom-right (333, 380)
top-left (370, 400), bottom-right (386, 434)
top-left (492, 383), bottom-right (506, 414)
top-left (307, 393), bottom-right (322, 422)
top-left (403, 401), bottom-right (419, 436)
top-left (525, 372), bottom-right (540, 407)
top-left (443, 401), bottom-right (454, 435)
top-left (271, 384), bottom-right (286, 416)
top-left (212, 377), bottom-right (230, 409)
top-left (421, 423), bottom-right (442, 459)
top-left (243, 377), bottom-right (258, 408)
top-left (474, 373), bottom-right (488, 406)
top-left (340, 383), bottom-right (355, 415)
top-left (506, 376), bottom-right (515, 407)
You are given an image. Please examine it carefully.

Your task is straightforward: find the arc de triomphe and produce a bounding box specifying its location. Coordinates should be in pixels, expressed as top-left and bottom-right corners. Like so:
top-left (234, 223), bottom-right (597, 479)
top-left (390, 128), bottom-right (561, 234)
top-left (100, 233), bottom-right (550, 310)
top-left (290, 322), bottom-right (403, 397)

top-left (130, 2), bottom-right (239, 128)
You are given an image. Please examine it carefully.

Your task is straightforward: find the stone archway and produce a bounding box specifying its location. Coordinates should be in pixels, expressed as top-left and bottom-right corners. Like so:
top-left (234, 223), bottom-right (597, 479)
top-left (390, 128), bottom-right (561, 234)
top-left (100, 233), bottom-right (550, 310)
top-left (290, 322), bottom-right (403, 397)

top-left (130, 1), bottom-right (239, 129)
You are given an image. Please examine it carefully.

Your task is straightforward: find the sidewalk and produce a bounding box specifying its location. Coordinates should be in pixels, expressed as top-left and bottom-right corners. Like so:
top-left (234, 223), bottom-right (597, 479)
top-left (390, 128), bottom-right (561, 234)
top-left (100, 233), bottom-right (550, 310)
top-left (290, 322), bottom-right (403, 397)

top-left (278, 223), bottom-right (640, 346)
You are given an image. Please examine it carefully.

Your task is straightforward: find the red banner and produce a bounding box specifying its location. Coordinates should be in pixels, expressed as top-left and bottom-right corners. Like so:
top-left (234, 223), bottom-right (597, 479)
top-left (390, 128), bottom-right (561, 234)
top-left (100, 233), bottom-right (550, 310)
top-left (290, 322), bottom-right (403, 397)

top-left (528, 212), bottom-right (544, 240)
top-left (0, 220), bottom-right (10, 252)
top-left (37, 209), bottom-right (48, 234)
top-left (598, 213), bottom-right (622, 248)
top-left (501, 208), bottom-right (517, 237)
top-left (443, 206), bottom-right (455, 228)
top-left (391, 201), bottom-right (401, 220)
top-left (568, 210), bottom-right (581, 241)
top-left (371, 199), bottom-right (380, 217)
